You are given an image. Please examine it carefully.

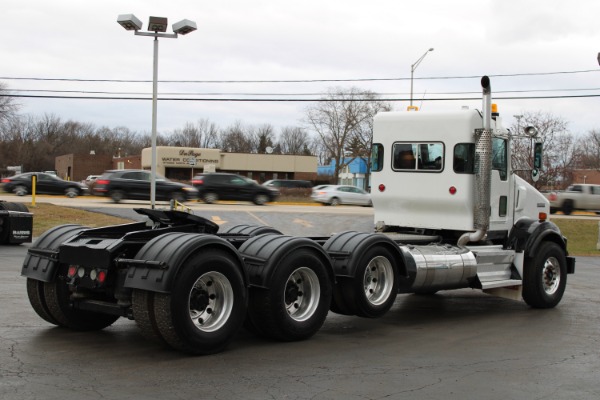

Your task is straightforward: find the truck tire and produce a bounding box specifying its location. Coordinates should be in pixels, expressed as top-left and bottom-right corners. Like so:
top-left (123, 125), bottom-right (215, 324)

top-left (246, 248), bottom-right (332, 341)
top-left (43, 265), bottom-right (120, 330)
top-left (522, 242), bottom-right (567, 308)
top-left (131, 289), bottom-right (167, 345)
top-left (338, 246), bottom-right (399, 318)
top-left (26, 278), bottom-right (60, 325)
top-left (561, 200), bottom-right (574, 215)
top-left (221, 224), bottom-right (282, 236)
top-left (151, 249), bottom-right (246, 355)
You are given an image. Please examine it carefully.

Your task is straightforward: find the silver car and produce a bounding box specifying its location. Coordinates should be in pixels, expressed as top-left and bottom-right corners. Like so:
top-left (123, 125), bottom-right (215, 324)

top-left (311, 185), bottom-right (372, 206)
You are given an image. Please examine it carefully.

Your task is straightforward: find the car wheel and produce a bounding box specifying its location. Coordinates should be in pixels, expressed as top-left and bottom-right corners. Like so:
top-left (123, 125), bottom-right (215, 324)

top-left (330, 197), bottom-right (341, 206)
top-left (110, 190), bottom-right (125, 203)
top-left (171, 191), bottom-right (186, 203)
top-left (561, 200), bottom-right (573, 215)
top-left (253, 194), bottom-right (269, 205)
top-left (65, 187), bottom-right (79, 198)
top-left (203, 192), bottom-right (218, 204)
top-left (13, 185), bottom-right (28, 196)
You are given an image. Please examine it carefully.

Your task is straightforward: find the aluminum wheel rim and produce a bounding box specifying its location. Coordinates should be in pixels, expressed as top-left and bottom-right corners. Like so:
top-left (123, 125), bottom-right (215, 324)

top-left (284, 267), bottom-right (320, 322)
top-left (188, 271), bottom-right (234, 333)
top-left (542, 256), bottom-right (561, 295)
top-left (363, 255), bottom-right (394, 306)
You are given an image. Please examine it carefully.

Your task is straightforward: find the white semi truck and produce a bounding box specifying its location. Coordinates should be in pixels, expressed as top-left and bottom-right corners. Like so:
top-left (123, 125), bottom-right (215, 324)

top-left (22, 76), bottom-right (574, 355)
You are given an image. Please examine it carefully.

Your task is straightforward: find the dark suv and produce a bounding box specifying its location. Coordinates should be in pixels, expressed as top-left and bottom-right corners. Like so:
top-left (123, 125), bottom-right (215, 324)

top-left (94, 169), bottom-right (198, 203)
top-left (192, 173), bottom-right (279, 205)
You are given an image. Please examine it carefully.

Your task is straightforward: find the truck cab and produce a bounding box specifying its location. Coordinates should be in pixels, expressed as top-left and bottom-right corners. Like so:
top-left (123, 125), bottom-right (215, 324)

top-left (370, 108), bottom-right (548, 243)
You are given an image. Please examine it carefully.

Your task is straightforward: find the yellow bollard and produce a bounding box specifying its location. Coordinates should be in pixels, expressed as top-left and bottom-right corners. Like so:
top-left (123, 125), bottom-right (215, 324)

top-left (31, 175), bottom-right (36, 207)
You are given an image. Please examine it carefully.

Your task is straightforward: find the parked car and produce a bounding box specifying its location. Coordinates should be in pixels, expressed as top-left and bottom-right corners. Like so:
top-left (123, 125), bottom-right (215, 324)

top-left (311, 184), bottom-right (372, 206)
top-left (192, 173), bottom-right (279, 205)
top-left (84, 175), bottom-right (101, 191)
top-left (1, 172), bottom-right (88, 197)
top-left (263, 179), bottom-right (312, 189)
top-left (93, 169), bottom-right (198, 203)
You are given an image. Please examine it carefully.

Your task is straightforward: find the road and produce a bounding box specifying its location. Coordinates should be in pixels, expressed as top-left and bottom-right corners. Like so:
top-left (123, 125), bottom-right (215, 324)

top-left (0, 194), bottom-right (376, 236)
top-left (1, 198), bottom-right (599, 399)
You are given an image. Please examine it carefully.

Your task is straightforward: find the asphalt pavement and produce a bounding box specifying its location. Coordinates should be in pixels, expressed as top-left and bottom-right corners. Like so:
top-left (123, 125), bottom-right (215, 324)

top-left (1, 240), bottom-right (599, 400)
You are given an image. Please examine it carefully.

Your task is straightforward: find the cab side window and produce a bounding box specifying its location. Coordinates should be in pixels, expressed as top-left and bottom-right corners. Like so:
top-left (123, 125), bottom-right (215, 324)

top-left (453, 143), bottom-right (474, 174)
top-left (392, 142), bottom-right (444, 172)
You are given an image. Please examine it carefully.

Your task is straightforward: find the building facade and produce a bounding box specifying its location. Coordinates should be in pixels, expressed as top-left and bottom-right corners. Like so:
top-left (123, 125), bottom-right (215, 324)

top-left (141, 146), bottom-right (318, 182)
top-left (317, 157), bottom-right (369, 189)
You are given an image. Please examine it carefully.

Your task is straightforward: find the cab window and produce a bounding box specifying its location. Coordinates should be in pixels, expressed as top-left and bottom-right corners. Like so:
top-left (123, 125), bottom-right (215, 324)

top-left (392, 142), bottom-right (444, 172)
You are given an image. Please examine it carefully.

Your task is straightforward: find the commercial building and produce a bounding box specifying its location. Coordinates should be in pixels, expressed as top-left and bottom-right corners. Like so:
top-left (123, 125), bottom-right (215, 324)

top-left (55, 147), bottom-right (318, 183)
top-left (141, 146), bottom-right (317, 182)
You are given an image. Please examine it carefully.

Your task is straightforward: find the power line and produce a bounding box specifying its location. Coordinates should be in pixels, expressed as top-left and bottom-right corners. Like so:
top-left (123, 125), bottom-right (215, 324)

top-left (0, 69), bottom-right (599, 84)
top-left (8, 87), bottom-right (600, 97)
top-left (3, 93), bottom-right (600, 102)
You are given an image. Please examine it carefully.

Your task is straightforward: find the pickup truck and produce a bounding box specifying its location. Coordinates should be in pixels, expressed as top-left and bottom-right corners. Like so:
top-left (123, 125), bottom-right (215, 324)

top-left (547, 184), bottom-right (600, 214)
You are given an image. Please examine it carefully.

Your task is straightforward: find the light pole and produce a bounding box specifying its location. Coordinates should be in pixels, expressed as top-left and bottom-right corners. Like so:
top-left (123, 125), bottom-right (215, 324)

top-left (117, 14), bottom-right (197, 208)
top-left (409, 48), bottom-right (434, 110)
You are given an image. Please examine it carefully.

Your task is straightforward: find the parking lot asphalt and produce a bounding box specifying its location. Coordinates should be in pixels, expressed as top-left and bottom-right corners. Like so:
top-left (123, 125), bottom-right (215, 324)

top-left (1, 241), bottom-right (599, 400)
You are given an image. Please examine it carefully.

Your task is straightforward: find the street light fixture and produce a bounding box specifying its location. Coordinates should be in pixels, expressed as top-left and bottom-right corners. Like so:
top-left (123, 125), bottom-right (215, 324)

top-left (409, 48), bottom-right (434, 111)
top-left (116, 14), bottom-right (197, 209)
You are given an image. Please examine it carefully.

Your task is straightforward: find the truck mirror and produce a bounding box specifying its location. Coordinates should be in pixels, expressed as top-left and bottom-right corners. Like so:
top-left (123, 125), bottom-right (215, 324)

top-left (533, 142), bottom-right (543, 169)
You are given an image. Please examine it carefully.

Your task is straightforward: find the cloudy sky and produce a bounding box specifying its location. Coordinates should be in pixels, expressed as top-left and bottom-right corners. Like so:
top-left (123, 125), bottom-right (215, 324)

top-left (2, 0), bottom-right (600, 137)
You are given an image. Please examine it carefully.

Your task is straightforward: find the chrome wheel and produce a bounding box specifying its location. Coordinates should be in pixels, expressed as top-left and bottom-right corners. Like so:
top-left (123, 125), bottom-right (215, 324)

top-left (542, 256), bottom-right (561, 295)
top-left (203, 192), bottom-right (218, 204)
top-left (65, 188), bottom-right (78, 198)
top-left (363, 255), bottom-right (394, 306)
top-left (188, 271), bottom-right (234, 333)
top-left (14, 185), bottom-right (27, 196)
top-left (284, 267), bottom-right (320, 322)
top-left (254, 194), bottom-right (268, 205)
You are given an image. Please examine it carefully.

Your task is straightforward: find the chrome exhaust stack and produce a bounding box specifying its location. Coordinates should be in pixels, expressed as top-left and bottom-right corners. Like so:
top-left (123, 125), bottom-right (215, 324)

top-left (458, 76), bottom-right (493, 247)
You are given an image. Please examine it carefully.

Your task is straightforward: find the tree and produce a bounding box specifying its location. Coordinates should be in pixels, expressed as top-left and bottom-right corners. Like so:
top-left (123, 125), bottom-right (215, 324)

top-left (0, 82), bottom-right (19, 125)
top-left (255, 124), bottom-right (276, 154)
top-left (218, 121), bottom-right (255, 153)
top-left (279, 126), bottom-right (311, 155)
top-left (168, 119), bottom-right (219, 149)
top-left (509, 111), bottom-right (574, 189)
top-left (304, 87), bottom-right (390, 183)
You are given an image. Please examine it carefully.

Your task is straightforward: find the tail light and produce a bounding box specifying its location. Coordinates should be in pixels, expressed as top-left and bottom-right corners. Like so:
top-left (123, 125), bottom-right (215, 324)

top-left (1, 178), bottom-right (11, 183)
top-left (96, 179), bottom-right (110, 185)
top-left (191, 179), bottom-right (204, 185)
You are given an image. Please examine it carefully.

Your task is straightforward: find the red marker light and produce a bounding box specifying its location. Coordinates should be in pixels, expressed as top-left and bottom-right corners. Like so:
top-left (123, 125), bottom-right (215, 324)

top-left (449, 186), bottom-right (457, 195)
top-left (67, 265), bottom-right (77, 278)
top-left (378, 184), bottom-right (386, 192)
top-left (97, 271), bottom-right (107, 284)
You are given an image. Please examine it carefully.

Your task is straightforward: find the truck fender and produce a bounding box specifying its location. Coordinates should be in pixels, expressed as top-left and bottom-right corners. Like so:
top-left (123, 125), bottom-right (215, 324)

top-left (21, 224), bottom-right (88, 282)
top-left (238, 234), bottom-right (334, 289)
top-left (322, 231), bottom-right (406, 279)
top-left (123, 232), bottom-right (247, 294)
top-left (508, 217), bottom-right (567, 257)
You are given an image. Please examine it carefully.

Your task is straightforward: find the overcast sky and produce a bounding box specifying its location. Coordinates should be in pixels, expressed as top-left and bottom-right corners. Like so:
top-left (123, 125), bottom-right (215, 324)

top-left (2, 0), bottom-right (600, 137)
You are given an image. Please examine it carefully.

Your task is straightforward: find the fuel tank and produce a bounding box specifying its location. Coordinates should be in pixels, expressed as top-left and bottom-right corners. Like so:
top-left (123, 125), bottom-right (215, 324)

top-left (399, 244), bottom-right (477, 292)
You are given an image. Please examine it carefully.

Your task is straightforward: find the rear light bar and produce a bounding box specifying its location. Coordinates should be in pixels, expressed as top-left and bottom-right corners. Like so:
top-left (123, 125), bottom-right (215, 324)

top-left (67, 265), bottom-right (108, 285)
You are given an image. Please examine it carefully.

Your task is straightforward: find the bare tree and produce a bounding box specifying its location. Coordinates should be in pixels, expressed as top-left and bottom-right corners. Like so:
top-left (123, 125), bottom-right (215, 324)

top-left (305, 87), bottom-right (386, 182)
top-left (576, 129), bottom-right (600, 170)
top-left (279, 126), bottom-right (311, 155)
top-left (219, 121), bottom-right (255, 153)
top-left (509, 111), bottom-right (574, 189)
top-left (0, 82), bottom-right (19, 125)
